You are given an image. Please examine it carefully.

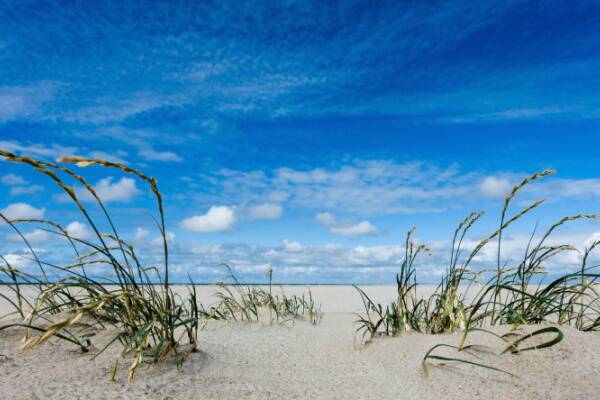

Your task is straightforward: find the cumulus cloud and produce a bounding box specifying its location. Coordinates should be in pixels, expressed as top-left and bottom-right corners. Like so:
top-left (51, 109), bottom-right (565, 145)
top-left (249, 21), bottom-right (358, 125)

top-left (247, 203), bottom-right (283, 220)
top-left (316, 212), bottom-right (376, 236)
top-left (56, 177), bottom-right (140, 203)
top-left (66, 221), bottom-right (92, 240)
top-left (180, 206), bottom-right (236, 232)
top-left (479, 176), bottom-right (512, 199)
top-left (0, 202), bottom-right (45, 220)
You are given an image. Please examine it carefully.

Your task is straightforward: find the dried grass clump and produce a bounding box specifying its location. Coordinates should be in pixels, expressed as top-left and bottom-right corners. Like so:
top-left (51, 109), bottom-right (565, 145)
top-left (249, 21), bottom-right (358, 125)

top-left (0, 150), bottom-right (199, 382)
top-left (354, 170), bottom-right (600, 376)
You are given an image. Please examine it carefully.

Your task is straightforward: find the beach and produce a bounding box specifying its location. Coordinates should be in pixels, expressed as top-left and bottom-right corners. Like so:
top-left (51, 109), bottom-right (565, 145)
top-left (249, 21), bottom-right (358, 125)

top-left (2, 285), bottom-right (600, 400)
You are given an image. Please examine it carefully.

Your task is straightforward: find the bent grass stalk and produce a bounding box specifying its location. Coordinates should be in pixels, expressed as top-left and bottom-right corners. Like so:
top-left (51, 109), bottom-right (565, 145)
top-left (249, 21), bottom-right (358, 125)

top-left (0, 150), bottom-right (200, 382)
top-left (354, 170), bottom-right (600, 377)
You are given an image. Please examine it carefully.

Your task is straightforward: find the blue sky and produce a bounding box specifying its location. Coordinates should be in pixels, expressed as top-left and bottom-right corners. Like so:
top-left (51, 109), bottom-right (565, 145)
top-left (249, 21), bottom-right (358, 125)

top-left (1, 1), bottom-right (600, 283)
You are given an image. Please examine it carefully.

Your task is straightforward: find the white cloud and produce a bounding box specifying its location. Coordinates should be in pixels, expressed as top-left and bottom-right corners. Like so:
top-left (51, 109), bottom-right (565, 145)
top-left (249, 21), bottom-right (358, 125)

top-left (0, 82), bottom-right (56, 122)
top-left (203, 160), bottom-right (600, 218)
top-left (57, 177), bottom-right (140, 203)
top-left (248, 203), bottom-right (283, 220)
top-left (0, 203), bottom-right (45, 220)
top-left (1, 253), bottom-right (32, 269)
top-left (7, 229), bottom-right (50, 244)
top-left (151, 231), bottom-right (176, 247)
top-left (530, 178), bottom-right (600, 200)
top-left (1, 174), bottom-right (27, 186)
top-left (9, 185), bottom-right (44, 196)
top-left (315, 212), bottom-right (335, 226)
top-left (138, 146), bottom-right (183, 162)
top-left (88, 150), bottom-right (129, 164)
top-left (0, 140), bottom-right (78, 159)
top-left (179, 206), bottom-right (237, 232)
top-left (134, 227), bottom-right (150, 241)
top-left (91, 177), bottom-right (139, 202)
top-left (350, 245), bottom-right (404, 264)
top-left (282, 239), bottom-right (303, 252)
top-left (63, 92), bottom-right (187, 125)
top-left (205, 160), bottom-right (471, 215)
top-left (479, 176), bottom-right (512, 199)
top-left (0, 174), bottom-right (42, 195)
top-left (315, 212), bottom-right (376, 236)
top-left (66, 221), bottom-right (92, 240)
top-left (330, 221), bottom-right (377, 236)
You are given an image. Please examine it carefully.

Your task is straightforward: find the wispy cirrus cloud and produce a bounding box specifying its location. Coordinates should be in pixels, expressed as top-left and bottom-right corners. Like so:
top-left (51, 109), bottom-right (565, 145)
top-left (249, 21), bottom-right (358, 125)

top-left (190, 160), bottom-right (600, 218)
top-left (0, 81), bottom-right (57, 122)
top-left (2, 1), bottom-right (600, 127)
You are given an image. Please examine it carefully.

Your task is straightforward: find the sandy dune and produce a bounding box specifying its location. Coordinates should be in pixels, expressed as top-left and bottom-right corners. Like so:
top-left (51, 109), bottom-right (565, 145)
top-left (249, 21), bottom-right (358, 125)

top-left (2, 285), bottom-right (600, 399)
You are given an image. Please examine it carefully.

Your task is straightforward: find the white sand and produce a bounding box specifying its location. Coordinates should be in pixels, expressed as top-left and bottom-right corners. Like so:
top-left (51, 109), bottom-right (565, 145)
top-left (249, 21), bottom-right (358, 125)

top-left (2, 285), bottom-right (600, 399)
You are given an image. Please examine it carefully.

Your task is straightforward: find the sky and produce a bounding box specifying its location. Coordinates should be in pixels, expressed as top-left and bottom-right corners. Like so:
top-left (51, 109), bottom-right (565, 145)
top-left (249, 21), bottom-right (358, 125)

top-left (1, 0), bottom-right (600, 283)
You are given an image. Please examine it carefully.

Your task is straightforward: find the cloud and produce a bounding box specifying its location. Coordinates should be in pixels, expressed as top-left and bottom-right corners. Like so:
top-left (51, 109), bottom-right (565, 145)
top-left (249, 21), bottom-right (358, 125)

top-left (179, 206), bottom-right (236, 232)
top-left (479, 176), bottom-right (512, 199)
top-left (0, 174), bottom-right (43, 195)
top-left (6, 228), bottom-right (50, 243)
top-left (0, 81), bottom-right (56, 122)
top-left (57, 177), bottom-right (140, 203)
top-left (1, 174), bottom-right (27, 186)
top-left (1, 2), bottom-right (599, 129)
top-left (316, 212), bottom-right (376, 236)
top-left (1, 253), bottom-right (33, 269)
top-left (205, 160), bottom-right (470, 215)
top-left (315, 212), bottom-right (336, 226)
top-left (134, 227), bottom-right (150, 241)
top-left (62, 92), bottom-right (188, 125)
top-left (0, 140), bottom-right (78, 159)
top-left (0, 202), bottom-right (45, 220)
top-left (151, 231), bottom-right (176, 247)
top-left (529, 178), bottom-right (600, 201)
top-left (330, 221), bottom-right (376, 236)
top-left (137, 146), bottom-right (183, 162)
top-left (66, 221), bottom-right (92, 240)
top-left (247, 203), bottom-right (283, 220)
top-left (282, 239), bottom-right (303, 252)
top-left (201, 160), bottom-right (600, 218)
top-left (90, 177), bottom-right (140, 202)
top-left (88, 150), bottom-right (129, 164)
top-left (9, 185), bottom-right (44, 196)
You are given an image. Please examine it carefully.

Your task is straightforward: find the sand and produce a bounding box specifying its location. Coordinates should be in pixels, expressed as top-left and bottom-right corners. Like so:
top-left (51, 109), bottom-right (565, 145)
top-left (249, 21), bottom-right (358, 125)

top-left (2, 285), bottom-right (600, 399)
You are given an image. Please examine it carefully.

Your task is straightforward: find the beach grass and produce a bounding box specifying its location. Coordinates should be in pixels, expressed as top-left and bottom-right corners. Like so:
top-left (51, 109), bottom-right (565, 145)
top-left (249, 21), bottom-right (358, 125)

top-left (353, 169), bottom-right (600, 376)
top-left (202, 265), bottom-right (323, 325)
top-left (1, 149), bottom-right (599, 383)
top-left (0, 150), bottom-right (201, 381)
top-left (0, 149), bottom-right (323, 382)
